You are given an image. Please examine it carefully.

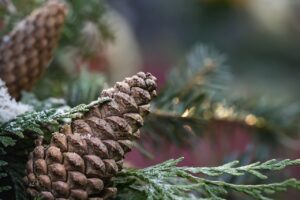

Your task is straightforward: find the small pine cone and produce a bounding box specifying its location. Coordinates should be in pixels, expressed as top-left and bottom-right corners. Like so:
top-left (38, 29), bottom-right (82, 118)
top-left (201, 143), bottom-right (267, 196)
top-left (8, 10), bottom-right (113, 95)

top-left (24, 72), bottom-right (157, 200)
top-left (0, 1), bottom-right (67, 99)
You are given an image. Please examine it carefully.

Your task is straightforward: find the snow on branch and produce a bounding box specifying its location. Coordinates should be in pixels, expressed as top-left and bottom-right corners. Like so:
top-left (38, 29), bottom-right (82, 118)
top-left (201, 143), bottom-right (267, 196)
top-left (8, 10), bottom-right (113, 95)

top-left (0, 79), bottom-right (33, 123)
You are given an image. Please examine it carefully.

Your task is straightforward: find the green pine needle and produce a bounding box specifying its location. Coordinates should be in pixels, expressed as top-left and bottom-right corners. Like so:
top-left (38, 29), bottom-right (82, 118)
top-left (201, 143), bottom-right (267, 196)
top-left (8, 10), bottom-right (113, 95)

top-left (145, 44), bottom-right (231, 145)
top-left (116, 157), bottom-right (300, 200)
top-left (0, 136), bottom-right (16, 147)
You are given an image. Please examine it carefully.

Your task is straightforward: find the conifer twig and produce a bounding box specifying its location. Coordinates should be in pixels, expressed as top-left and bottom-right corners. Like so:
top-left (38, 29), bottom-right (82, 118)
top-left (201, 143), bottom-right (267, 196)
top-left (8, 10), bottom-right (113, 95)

top-left (116, 157), bottom-right (300, 200)
top-left (146, 45), bottom-right (231, 145)
top-left (0, 97), bottom-right (111, 137)
top-left (183, 159), bottom-right (300, 179)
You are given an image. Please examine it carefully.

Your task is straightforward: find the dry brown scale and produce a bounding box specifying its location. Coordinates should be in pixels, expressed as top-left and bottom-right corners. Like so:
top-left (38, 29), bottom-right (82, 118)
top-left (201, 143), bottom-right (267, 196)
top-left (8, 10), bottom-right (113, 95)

top-left (23, 72), bottom-right (157, 200)
top-left (0, 0), bottom-right (67, 99)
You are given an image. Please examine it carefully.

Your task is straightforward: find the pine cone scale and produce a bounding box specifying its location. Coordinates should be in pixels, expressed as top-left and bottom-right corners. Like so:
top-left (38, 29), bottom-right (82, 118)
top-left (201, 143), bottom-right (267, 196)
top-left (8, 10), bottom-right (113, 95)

top-left (25, 72), bottom-right (157, 199)
top-left (0, 1), bottom-right (67, 99)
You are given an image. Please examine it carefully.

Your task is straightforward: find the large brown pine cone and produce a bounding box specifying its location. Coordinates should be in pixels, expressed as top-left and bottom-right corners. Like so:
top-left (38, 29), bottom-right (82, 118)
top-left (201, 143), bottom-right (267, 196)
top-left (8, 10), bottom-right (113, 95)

top-left (0, 0), bottom-right (67, 99)
top-left (23, 72), bottom-right (157, 200)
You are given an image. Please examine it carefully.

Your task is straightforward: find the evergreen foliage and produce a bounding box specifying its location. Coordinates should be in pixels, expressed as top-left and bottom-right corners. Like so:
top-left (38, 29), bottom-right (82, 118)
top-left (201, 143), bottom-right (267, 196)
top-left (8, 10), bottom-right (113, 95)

top-left (146, 44), bottom-right (300, 146)
top-left (0, 0), bottom-right (112, 100)
top-left (146, 45), bottom-right (230, 145)
top-left (0, 97), bottom-right (110, 199)
top-left (116, 158), bottom-right (300, 200)
top-left (0, 1), bottom-right (299, 199)
top-left (0, 0), bottom-right (112, 49)
top-left (0, 97), bottom-right (110, 136)
top-left (64, 69), bottom-right (108, 107)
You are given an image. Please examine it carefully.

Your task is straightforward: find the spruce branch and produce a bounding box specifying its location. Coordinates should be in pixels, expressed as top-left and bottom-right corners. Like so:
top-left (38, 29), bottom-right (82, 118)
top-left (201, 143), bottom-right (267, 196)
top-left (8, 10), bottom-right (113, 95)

top-left (116, 157), bottom-right (300, 200)
top-left (221, 98), bottom-right (300, 147)
top-left (145, 44), bottom-right (231, 145)
top-left (64, 69), bottom-right (108, 107)
top-left (144, 44), bottom-right (300, 149)
top-left (153, 44), bottom-right (231, 112)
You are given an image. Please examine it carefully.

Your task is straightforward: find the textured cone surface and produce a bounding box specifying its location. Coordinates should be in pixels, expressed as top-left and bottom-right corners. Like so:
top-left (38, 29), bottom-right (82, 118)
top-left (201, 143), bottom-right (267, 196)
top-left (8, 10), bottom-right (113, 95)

top-left (0, 1), bottom-right (67, 99)
top-left (24, 72), bottom-right (157, 199)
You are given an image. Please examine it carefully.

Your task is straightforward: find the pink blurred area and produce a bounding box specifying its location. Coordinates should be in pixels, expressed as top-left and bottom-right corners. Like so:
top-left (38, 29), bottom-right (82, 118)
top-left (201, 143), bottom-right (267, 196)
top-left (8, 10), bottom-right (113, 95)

top-left (127, 121), bottom-right (252, 168)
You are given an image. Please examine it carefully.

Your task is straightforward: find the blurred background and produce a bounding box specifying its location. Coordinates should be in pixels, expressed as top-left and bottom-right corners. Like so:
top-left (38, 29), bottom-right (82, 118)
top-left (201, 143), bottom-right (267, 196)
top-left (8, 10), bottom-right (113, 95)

top-left (84, 0), bottom-right (300, 166)
top-left (106, 0), bottom-right (300, 100)
top-left (94, 1), bottom-right (300, 197)
top-left (1, 0), bottom-right (300, 198)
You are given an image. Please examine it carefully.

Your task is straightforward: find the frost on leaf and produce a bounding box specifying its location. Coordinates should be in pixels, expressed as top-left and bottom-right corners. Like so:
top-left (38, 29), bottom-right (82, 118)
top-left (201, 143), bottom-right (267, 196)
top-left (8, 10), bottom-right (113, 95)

top-left (0, 79), bottom-right (33, 123)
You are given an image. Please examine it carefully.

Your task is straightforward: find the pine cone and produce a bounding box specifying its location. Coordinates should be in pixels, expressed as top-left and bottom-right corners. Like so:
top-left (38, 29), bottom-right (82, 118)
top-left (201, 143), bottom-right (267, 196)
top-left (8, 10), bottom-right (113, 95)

top-left (0, 1), bottom-right (67, 99)
top-left (23, 72), bottom-right (157, 200)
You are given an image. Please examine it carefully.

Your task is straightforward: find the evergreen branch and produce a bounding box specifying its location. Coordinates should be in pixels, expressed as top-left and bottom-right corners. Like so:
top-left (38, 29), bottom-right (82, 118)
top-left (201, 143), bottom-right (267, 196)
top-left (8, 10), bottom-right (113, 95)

top-left (0, 97), bottom-right (111, 136)
top-left (21, 92), bottom-right (68, 111)
top-left (154, 44), bottom-right (231, 112)
top-left (200, 179), bottom-right (300, 200)
top-left (183, 159), bottom-right (300, 179)
top-left (145, 112), bottom-right (204, 146)
top-left (0, 136), bottom-right (16, 147)
top-left (144, 44), bottom-right (232, 145)
top-left (64, 69), bottom-right (108, 107)
top-left (220, 98), bottom-right (300, 145)
top-left (144, 44), bottom-right (300, 149)
top-left (116, 157), bottom-right (300, 200)
top-left (0, 96), bottom-right (111, 198)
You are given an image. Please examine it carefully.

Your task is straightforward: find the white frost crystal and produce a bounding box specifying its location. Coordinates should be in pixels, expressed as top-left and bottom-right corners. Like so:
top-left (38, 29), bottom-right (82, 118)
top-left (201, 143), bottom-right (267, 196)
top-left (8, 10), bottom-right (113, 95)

top-left (0, 79), bottom-right (33, 123)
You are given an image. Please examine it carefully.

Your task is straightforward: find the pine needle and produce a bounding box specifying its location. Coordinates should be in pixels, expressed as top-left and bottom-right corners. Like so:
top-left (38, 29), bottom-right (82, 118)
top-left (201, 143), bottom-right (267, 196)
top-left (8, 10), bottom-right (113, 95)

top-left (146, 44), bottom-right (231, 145)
